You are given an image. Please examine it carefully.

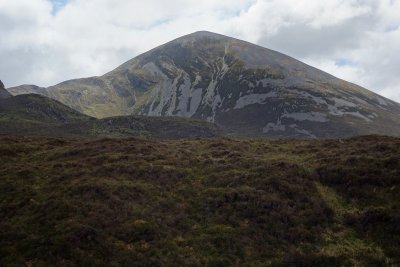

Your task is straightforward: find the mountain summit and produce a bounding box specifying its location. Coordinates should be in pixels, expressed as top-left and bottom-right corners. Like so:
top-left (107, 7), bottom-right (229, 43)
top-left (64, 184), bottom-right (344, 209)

top-left (9, 31), bottom-right (400, 138)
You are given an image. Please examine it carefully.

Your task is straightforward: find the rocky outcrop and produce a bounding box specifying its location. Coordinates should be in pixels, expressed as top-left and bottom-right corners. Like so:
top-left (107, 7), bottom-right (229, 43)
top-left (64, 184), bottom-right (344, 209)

top-left (0, 80), bottom-right (11, 99)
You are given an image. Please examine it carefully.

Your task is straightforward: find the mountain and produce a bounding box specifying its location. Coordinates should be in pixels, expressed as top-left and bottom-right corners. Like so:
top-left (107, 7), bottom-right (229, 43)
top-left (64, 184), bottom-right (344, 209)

top-left (0, 93), bottom-right (219, 139)
top-left (0, 80), bottom-right (11, 99)
top-left (9, 31), bottom-right (400, 138)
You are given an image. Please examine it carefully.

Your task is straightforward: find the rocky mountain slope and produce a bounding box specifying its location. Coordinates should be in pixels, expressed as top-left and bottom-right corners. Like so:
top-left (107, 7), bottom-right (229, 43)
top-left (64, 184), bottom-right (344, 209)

top-left (0, 93), bottom-right (219, 139)
top-left (8, 31), bottom-right (400, 138)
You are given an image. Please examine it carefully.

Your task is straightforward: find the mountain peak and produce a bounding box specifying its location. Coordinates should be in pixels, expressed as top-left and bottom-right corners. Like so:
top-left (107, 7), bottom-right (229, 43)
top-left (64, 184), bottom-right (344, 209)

top-left (185, 31), bottom-right (228, 39)
top-left (171, 31), bottom-right (231, 46)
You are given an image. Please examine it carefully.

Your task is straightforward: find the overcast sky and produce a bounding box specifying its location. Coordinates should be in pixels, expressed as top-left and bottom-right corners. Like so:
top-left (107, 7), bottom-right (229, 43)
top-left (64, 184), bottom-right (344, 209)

top-left (0, 0), bottom-right (399, 102)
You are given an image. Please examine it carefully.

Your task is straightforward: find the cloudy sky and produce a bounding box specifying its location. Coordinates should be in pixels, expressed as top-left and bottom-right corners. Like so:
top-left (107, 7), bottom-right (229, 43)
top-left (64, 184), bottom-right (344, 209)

top-left (0, 0), bottom-right (399, 102)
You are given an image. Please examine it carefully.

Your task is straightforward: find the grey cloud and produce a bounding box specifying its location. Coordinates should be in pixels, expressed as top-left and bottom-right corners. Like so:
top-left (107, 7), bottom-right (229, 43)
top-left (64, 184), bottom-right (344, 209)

top-left (259, 15), bottom-right (376, 59)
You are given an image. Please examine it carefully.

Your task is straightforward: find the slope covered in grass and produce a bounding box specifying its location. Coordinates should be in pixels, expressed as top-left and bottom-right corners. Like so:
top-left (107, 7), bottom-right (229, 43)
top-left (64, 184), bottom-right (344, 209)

top-left (0, 94), bottom-right (90, 123)
top-left (0, 135), bottom-right (398, 266)
top-left (0, 94), bottom-right (220, 139)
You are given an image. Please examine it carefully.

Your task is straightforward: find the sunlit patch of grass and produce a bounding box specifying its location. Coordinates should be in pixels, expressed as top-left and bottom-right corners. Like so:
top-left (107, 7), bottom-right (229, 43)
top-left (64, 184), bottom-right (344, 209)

top-left (316, 182), bottom-right (390, 266)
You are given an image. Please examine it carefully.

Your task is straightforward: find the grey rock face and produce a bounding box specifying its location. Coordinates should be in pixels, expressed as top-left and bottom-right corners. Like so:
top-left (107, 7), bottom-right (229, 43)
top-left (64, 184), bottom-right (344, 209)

top-left (0, 80), bottom-right (11, 99)
top-left (8, 31), bottom-right (400, 138)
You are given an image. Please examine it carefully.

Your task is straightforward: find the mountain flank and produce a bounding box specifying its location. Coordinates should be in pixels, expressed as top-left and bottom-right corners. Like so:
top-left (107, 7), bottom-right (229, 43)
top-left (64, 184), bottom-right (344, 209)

top-left (0, 92), bottom-right (219, 139)
top-left (8, 31), bottom-right (400, 138)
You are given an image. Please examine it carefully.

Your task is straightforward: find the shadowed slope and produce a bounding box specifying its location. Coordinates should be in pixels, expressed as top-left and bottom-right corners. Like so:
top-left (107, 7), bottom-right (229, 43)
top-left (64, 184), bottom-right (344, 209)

top-left (0, 94), bottom-right (220, 139)
top-left (0, 80), bottom-right (11, 99)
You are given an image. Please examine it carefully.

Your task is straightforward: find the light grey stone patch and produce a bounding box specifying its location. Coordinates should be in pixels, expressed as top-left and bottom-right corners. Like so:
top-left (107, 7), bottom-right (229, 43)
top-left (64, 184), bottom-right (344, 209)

top-left (263, 120), bottom-right (286, 133)
top-left (193, 74), bottom-right (202, 87)
top-left (326, 96), bottom-right (373, 121)
top-left (248, 81), bottom-right (256, 88)
top-left (175, 74), bottom-right (193, 117)
top-left (367, 112), bottom-right (378, 119)
top-left (161, 61), bottom-right (179, 74)
top-left (328, 97), bottom-right (371, 122)
top-left (256, 79), bottom-right (270, 87)
top-left (328, 105), bottom-right (372, 122)
top-left (327, 104), bottom-right (342, 116)
top-left (147, 76), bottom-right (176, 116)
top-left (289, 124), bottom-right (317, 139)
top-left (221, 56), bottom-right (229, 74)
top-left (234, 92), bottom-right (277, 109)
top-left (208, 94), bottom-right (223, 122)
top-left (143, 62), bottom-right (167, 78)
top-left (142, 85), bottom-right (161, 116)
top-left (189, 88), bottom-right (203, 116)
top-left (259, 79), bottom-right (269, 87)
top-left (345, 111), bottom-right (372, 122)
top-left (163, 76), bottom-right (180, 116)
top-left (203, 78), bottom-right (217, 106)
top-left (148, 99), bottom-right (156, 115)
top-left (282, 112), bottom-right (328, 122)
top-left (332, 97), bottom-right (357, 108)
top-left (140, 63), bottom-right (178, 116)
top-left (377, 96), bottom-right (388, 106)
top-left (349, 96), bottom-right (369, 106)
top-left (202, 56), bottom-right (229, 107)
top-left (293, 90), bottom-right (327, 106)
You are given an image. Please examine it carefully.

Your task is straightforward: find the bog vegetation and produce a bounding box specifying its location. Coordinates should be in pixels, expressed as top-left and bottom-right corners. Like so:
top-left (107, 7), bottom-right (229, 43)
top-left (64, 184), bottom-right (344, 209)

top-left (0, 135), bottom-right (399, 266)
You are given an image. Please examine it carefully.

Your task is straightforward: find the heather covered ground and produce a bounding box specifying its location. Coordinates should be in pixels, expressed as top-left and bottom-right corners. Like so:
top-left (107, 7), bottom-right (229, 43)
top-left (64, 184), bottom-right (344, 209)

top-left (0, 135), bottom-right (399, 266)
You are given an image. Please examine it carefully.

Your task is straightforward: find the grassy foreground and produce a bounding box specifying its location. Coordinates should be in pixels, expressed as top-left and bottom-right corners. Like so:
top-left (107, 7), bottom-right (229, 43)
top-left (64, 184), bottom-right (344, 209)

top-left (0, 135), bottom-right (399, 266)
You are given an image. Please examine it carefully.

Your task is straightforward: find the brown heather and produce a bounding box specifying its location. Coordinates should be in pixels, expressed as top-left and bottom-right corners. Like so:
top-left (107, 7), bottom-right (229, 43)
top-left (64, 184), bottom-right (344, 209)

top-left (0, 135), bottom-right (399, 266)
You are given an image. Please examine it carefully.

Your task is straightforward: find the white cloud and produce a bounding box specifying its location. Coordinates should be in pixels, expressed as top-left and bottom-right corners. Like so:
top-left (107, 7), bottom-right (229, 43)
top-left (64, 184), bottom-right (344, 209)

top-left (0, 0), bottom-right (399, 102)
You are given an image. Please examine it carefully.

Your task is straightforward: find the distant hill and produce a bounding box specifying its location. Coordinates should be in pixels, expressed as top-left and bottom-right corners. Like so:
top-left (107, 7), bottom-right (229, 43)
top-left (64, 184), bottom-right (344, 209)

top-left (0, 93), bottom-right (91, 123)
top-left (9, 31), bottom-right (400, 138)
top-left (0, 94), bottom-right (219, 139)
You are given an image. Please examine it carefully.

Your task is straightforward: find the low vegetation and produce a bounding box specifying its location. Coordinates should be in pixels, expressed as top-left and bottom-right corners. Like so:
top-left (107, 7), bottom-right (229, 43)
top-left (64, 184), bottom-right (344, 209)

top-left (0, 94), bottom-right (220, 139)
top-left (0, 135), bottom-right (398, 266)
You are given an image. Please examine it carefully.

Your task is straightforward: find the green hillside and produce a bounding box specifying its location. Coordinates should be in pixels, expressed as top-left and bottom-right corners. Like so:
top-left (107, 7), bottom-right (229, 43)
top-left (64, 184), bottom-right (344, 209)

top-left (0, 135), bottom-right (398, 266)
top-left (0, 94), bottom-right (220, 139)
